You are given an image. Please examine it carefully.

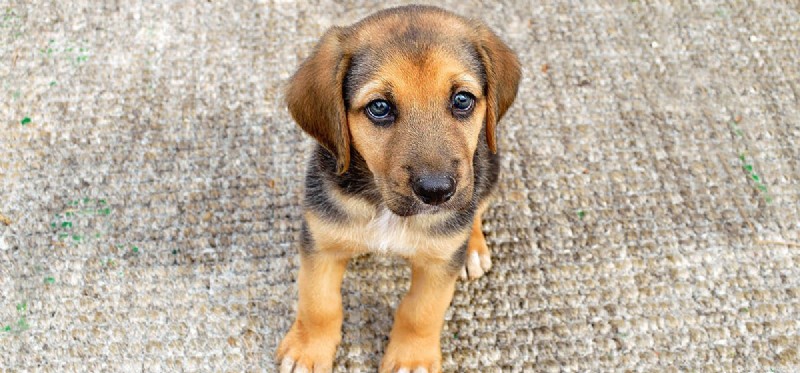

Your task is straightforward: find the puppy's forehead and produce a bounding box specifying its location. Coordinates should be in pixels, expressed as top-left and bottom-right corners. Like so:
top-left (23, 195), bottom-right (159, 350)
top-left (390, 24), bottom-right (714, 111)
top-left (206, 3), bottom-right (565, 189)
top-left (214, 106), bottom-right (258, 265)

top-left (342, 8), bottom-right (485, 106)
top-left (348, 6), bottom-right (474, 46)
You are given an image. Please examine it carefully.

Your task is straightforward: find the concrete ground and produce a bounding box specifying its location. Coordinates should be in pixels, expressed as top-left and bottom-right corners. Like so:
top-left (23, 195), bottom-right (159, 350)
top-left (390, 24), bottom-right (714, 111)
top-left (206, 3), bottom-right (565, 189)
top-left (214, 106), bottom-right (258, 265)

top-left (1, 1), bottom-right (799, 371)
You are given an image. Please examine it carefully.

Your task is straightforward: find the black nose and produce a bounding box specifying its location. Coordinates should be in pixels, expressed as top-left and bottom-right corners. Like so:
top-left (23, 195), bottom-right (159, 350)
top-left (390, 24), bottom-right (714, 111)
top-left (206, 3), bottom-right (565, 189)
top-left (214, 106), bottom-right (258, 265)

top-left (412, 174), bottom-right (456, 206)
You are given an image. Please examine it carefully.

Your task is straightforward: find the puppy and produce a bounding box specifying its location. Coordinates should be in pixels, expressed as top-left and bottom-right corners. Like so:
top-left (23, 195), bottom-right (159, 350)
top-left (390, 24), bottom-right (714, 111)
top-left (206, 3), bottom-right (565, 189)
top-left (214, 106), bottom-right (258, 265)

top-left (277, 5), bottom-right (520, 373)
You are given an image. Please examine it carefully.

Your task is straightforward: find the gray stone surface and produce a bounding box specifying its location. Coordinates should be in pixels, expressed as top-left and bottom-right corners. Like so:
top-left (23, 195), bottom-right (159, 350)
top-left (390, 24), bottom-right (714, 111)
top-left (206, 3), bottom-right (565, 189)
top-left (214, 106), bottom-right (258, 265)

top-left (1, 1), bottom-right (799, 371)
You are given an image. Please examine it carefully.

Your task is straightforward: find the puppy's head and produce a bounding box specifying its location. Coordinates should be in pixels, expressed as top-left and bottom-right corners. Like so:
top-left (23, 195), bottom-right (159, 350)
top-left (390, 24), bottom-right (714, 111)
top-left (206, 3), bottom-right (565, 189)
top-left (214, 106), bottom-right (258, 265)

top-left (287, 5), bottom-right (520, 216)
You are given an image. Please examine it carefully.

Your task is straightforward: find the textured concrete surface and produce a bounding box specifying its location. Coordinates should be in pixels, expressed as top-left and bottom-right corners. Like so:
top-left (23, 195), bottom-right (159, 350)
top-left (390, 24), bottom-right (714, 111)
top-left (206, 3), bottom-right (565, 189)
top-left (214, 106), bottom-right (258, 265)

top-left (1, 0), bottom-right (799, 371)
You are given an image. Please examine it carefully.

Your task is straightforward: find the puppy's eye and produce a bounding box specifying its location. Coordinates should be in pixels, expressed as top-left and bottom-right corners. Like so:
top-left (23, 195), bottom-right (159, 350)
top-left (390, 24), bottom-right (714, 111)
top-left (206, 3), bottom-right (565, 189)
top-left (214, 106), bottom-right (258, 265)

top-left (366, 100), bottom-right (394, 125)
top-left (451, 92), bottom-right (475, 115)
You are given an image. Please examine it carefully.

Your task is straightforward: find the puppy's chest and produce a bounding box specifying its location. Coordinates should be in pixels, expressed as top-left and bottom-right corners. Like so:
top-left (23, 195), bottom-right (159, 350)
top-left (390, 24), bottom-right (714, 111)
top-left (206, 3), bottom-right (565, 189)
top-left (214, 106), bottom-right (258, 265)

top-left (321, 209), bottom-right (458, 258)
top-left (363, 210), bottom-right (424, 256)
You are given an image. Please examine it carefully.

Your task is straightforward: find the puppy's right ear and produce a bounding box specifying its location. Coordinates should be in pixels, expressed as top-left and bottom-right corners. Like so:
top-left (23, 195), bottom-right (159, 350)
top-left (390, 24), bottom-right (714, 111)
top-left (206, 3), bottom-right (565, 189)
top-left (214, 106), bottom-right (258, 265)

top-left (286, 27), bottom-right (351, 174)
top-left (473, 24), bottom-right (521, 154)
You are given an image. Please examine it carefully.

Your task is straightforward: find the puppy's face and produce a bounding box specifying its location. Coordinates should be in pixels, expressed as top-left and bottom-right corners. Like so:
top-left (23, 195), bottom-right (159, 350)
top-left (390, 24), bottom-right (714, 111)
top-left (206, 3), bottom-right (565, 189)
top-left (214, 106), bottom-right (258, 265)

top-left (287, 6), bottom-right (520, 217)
top-left (346, 40), bottom-right (487, 216)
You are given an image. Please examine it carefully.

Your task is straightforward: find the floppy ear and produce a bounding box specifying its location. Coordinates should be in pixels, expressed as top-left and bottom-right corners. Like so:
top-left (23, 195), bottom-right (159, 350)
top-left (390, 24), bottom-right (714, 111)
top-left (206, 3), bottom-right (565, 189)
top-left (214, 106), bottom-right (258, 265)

top-left (474, 26), bottom-right (521, 153)
top-left (286, 27), bottom-right (352, 174)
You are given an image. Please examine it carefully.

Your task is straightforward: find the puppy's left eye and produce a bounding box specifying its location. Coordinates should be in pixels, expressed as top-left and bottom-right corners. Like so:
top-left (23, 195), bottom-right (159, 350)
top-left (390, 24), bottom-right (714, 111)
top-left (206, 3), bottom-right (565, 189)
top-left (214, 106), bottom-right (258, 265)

top-left (451, 92), bottom-right (475, 115)
top-left (365, 99), bottom-right (395, 126)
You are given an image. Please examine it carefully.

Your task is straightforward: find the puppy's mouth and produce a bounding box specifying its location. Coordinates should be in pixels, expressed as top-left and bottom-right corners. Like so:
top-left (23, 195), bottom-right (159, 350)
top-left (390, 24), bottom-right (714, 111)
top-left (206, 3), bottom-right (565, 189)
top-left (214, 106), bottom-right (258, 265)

top-left (386, 197), bottom-right (430, 217)
top-left (382, 188), bottom-right (471, 217)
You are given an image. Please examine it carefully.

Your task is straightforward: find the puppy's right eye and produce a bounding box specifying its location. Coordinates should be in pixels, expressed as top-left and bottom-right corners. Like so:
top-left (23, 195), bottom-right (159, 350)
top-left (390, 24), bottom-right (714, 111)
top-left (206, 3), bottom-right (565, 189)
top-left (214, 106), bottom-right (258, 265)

top-left (366, 100), bottom-right (394, 125)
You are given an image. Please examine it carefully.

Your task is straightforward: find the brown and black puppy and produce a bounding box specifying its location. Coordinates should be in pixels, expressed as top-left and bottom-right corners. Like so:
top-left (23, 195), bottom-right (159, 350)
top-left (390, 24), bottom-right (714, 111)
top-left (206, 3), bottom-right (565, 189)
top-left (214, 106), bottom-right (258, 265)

top-left (277, 5), bottom-right (520, 373)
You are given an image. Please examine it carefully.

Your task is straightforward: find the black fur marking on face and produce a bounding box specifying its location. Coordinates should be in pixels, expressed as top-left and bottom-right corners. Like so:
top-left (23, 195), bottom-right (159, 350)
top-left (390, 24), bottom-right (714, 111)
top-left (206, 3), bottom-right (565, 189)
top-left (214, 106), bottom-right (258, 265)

top-left (431, 204), bottom-right (475, 236)
top-left (324, 146), bottom-right (382, 203)
top-left (304, 148), bottom-right (351, 223)
top-left (465, 42), bottom-right (488, 92)
top-left (299, 220), bottom-right (315, 256)
top-left (473, 128), bottom-right (500, 201)
top-left (344, 22), bottom-right (486, 112)
top-left (343, 51), bottom-right (377, 109)
top-left (304, 145), bottom-right (382, 224)
top-left (447, 239), bottom-right (469, 274)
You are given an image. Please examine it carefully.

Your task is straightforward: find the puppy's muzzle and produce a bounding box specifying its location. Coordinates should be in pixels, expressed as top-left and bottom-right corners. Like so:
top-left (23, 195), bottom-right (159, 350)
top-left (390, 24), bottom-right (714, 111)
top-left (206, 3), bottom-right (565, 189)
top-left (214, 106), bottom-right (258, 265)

top-left (412, 174), bottom-right (456, 206)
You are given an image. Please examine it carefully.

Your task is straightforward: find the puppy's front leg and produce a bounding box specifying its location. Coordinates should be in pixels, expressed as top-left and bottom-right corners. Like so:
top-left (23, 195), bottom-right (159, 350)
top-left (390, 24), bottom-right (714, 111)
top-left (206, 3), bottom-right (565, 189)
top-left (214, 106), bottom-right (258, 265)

top-left (277, 251), bottom-right (348, 373)
top-left (380, 258), bottom-right (459, 373)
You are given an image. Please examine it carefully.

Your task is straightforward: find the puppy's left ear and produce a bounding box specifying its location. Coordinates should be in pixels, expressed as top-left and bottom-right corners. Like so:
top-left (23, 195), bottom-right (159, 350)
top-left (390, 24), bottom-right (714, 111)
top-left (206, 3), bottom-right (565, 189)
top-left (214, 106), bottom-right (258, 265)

top-left (474, 25), bottom-right (521, 153)
top-left (286, 27), bottom-right (352, 174)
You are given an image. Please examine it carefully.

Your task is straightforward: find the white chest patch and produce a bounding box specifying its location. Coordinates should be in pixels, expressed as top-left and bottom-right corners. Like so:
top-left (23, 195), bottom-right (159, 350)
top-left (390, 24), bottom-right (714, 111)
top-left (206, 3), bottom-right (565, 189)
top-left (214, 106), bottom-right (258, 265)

top-left (365, 209), bottom-right (419, 256)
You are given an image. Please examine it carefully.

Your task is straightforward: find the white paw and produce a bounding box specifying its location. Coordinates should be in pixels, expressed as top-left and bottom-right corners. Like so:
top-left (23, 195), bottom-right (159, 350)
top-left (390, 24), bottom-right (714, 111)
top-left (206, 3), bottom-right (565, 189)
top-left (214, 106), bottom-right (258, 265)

top-left (393, 366), bottom-right (432, 373)
top-left (459, 249), bottom-right (492, 280)
top-left (395, 368), bottom-right (430, 373)
top-left (280, 357), bottom-right (326, 373)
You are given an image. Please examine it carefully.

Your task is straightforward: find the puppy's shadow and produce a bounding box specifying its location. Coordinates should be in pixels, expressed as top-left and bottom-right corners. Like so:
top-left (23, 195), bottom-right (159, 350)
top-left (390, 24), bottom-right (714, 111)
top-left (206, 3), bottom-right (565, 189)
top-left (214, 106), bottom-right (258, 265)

top-left (337, 254), bottom-right (410, 371)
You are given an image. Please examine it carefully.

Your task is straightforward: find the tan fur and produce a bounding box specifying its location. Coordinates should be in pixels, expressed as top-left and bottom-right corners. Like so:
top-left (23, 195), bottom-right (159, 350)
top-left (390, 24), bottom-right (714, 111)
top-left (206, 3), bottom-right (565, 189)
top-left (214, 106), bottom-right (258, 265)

top-left (349, 11), bottom-right (472, 45)
top-left (279, 6), bottom-right (520, 372)
top-left (277, 254), bottom-right (348, 371)
top-left (473, 25), bottom-right (521, 153)
top-left (347, 48), bottom-right (485, 211)
top-left (306, 208), bottom-right (470, 261)
top-left (286, 28), bottom-right (352, 174)
top-left (469, 214), bottom-right (489, 257)
top-left (380, 261), bottom-right (457, 373)
top-left (469, 201), bottom-right (490, 256)
top-left (463, 201), bottom-right (492, 280)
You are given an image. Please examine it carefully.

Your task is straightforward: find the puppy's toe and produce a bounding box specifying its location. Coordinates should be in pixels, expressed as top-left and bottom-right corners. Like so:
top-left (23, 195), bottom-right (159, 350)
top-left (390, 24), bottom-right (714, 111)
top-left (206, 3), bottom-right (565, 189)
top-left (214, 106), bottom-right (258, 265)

top-left (388, 364), bottom-right (434, 373)
top-left (395, 368), bottom-right (430, 373)
top-left (480, 249), bottom-right (492, 272)
top-left (466, 251), bottom-right (484, 279)
top-left (280, 356), bottom-right (315, 373)
top-left (293, 364), bottom-right (311, 373)
top-left (380, 335), bottom-right (441, 373)
top-left (463, 233), bottom-right (492, 280)
top-left (277, 322), bottom-right (337, 373)
top-left (280, 357), bottom-right (294, 373)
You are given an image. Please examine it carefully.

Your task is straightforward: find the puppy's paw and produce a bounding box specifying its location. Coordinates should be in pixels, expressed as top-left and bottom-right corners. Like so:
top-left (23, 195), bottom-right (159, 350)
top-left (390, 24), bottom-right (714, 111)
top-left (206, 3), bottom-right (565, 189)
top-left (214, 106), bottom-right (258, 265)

top-left (277, 322), bottom-right (339, 373)
top-left (459, 229), bottom-right (492, 280)
top-left (380, 335), bottom-right (441, 373)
